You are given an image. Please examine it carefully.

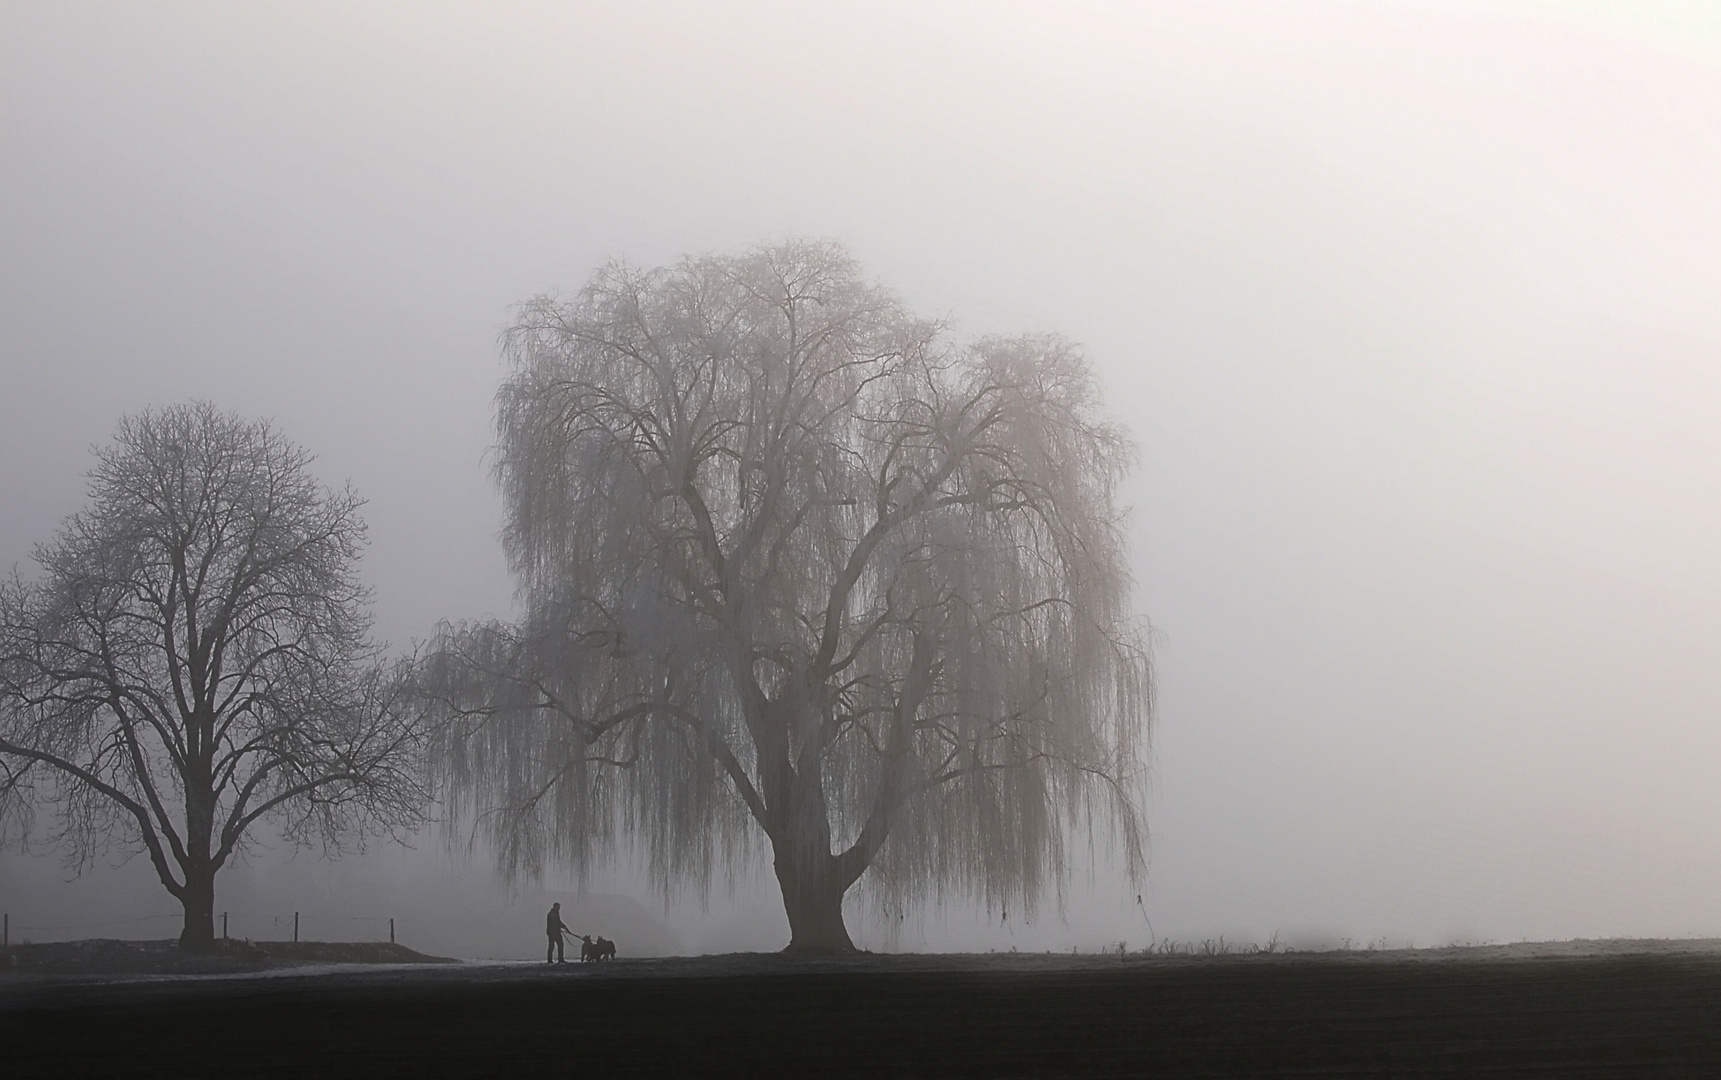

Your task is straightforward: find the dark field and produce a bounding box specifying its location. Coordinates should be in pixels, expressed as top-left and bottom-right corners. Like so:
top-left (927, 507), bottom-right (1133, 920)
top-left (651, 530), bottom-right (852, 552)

top-left (6, 943), bottom-right (1721, 1077)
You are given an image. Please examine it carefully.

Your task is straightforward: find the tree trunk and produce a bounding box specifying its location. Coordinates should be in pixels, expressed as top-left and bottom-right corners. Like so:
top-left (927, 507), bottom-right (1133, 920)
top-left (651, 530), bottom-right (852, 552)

top-left (180, 751), bottom-right (218, 951)
top-left (178, 863), bottom-right (216, 951)
top-left (774, 854), bottom-right (856, 954)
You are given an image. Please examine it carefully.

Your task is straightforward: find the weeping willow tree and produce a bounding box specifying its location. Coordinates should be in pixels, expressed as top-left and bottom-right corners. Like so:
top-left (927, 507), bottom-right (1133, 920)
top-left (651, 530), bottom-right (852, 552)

top-left (425, 241), bottom-right (1151, 952)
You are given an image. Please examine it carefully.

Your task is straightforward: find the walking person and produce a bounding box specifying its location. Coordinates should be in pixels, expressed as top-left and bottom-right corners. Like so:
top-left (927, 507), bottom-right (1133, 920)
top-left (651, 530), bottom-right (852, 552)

top-left (546, 902), bottom-right (572, 964)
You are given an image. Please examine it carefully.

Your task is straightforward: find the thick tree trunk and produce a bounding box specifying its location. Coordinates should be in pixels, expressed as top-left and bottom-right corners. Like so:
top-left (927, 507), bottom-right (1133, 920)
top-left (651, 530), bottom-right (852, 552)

top-left (180, 757), bottom-right (218, 951)
top-left (759, 694), bottom-right (868, 954)
top-left (774, 854), bottom-right (856, 954)
top-left (178, 864), bottom-right (216, 951)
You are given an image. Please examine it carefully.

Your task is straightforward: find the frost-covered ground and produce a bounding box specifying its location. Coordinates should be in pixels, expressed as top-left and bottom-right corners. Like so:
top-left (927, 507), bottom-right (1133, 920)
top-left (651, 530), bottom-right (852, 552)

top-left (8, 933), bottom-right (1721, 986)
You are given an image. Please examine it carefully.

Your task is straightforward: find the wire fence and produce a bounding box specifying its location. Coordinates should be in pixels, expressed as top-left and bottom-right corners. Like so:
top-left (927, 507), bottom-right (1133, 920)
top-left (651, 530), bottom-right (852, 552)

top-left (2, 911), bottom-right (401, 945)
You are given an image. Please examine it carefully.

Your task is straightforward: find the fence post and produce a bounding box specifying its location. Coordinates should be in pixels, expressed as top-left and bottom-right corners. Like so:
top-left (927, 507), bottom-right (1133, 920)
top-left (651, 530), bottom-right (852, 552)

top-left (390, 918), bottom-right (395, 945)
top-left (294, 912), bottom-right (299, 943)
top-left (222, 912), bottom-right (228, 940)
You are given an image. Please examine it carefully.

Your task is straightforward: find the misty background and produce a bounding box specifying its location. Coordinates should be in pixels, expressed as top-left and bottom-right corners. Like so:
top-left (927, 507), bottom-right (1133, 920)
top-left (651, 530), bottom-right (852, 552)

top-left (3, 1), bottom-right (1718, 958)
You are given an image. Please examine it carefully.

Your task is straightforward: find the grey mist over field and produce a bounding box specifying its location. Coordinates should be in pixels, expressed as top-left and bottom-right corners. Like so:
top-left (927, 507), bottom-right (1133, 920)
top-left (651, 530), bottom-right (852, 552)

top-left (3, 2), bottom-right (1719, 959)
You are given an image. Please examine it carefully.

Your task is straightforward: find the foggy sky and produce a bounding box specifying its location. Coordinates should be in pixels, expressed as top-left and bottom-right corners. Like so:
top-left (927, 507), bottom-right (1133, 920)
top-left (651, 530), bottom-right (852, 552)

top-left (3, 1), bottom-right (1719, 957)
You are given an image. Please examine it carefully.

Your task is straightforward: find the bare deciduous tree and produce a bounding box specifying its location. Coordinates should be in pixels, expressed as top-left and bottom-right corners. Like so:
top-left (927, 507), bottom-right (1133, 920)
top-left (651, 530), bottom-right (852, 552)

top-left (425, 241), bottom-right (1151, 952)
top-left (0, 403), bottom-right (426, 948)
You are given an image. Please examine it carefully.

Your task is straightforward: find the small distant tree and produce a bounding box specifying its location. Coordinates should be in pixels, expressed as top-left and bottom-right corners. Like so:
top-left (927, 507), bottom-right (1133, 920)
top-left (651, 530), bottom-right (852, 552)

top-left (424, 241), bottom-right (1151, 952)
top-left (0, 403), bottom-right (426, 949)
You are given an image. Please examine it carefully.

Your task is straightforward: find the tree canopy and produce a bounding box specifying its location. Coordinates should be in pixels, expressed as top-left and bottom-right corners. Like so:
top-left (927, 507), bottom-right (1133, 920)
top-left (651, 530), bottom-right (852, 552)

top-left (0, 402), bottom-right (425, 947)
top-left (425, 241), bottom-right (1151, 951)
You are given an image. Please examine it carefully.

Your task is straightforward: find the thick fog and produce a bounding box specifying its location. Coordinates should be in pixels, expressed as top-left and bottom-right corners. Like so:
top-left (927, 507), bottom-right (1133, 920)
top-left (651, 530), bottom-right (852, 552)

top-left (3, 1), bottom-right (1718, 958)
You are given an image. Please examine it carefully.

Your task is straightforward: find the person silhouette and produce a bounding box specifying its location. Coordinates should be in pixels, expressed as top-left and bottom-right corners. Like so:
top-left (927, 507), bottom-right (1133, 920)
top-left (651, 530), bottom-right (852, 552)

top-left (546, 902), bottom-right (572, 964)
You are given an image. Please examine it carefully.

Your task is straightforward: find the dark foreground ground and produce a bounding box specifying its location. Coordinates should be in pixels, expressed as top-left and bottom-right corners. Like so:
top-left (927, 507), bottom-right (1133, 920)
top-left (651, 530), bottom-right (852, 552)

top-left (6, 941), bottom-right (1721, 1077)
